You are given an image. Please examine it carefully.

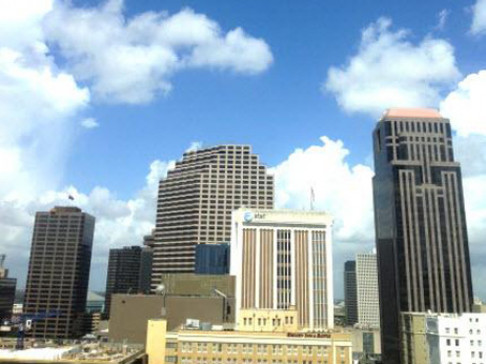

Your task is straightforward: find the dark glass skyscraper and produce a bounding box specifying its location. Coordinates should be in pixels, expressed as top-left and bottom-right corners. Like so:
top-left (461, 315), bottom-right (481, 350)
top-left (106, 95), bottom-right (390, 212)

top-left (372, 108), bottom-right (473, 364)
top-left (344, 260), bottom-right (357, 326)
top-left (0, 255), bottom-right (16, 321)
top-left (104, 246), bottom-right (153, 317)
top-left (24, 207), bottom-right (95, 338)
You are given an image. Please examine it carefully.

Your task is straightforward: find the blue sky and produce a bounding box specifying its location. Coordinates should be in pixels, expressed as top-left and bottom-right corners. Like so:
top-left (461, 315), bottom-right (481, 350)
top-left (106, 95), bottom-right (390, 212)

top-left (1, 0), bottom-right (486, 300)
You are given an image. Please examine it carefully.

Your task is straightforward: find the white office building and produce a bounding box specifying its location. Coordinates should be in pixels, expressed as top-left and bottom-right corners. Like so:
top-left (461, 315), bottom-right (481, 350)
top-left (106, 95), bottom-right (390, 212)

top-left (401, 312), bottom-right (486, 364)
top-left (356, 251), bottom-right (380, 329)
top-left (230, 208), bottom-right (334, 331)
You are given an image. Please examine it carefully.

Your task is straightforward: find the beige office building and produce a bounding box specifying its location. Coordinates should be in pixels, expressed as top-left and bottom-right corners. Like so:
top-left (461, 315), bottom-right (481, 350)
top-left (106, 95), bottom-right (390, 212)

top-left (230, 208), bottom-right (334, 331)
top-left (152, 145), bottom-right (273, 288)
top-left (146, 319), bottom-right (353, 364)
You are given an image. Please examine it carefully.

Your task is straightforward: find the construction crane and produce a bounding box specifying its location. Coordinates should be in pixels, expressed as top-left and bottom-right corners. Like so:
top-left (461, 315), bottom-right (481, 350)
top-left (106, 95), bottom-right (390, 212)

top-left (3, 310), bottom-right (60, 350)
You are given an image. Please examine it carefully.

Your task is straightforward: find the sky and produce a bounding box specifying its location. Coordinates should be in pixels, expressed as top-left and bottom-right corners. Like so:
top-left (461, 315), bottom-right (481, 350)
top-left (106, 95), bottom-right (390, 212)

top-left (1, 0), bottom-right (486, 301)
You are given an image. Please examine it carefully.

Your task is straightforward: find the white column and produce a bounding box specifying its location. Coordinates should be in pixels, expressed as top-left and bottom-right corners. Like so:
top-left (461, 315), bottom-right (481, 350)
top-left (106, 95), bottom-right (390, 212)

top-left (255, 227), bottom-right (261, 308)
top-left (273, 228), bottom-right (278, 309)
top-left (290, 228), bottom-right (296, 307)
top-left (307, 229), bottom-right (314, 331)
top-left (326, 226), bottom-right (334, 329)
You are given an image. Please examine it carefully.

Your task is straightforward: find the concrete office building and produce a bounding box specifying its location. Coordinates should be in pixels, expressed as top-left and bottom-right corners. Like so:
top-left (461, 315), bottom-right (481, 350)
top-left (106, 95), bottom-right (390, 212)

top-left (109, 274), bottom-right (235, 344)
top-left (105, 246), bottom-right (152, 317)
top-left (230, 208), bottom-right (334, 331)
top-left (152, 145), bottom-right (274, 287)
top-left (24, 206), bottom-right (95, 339)
top-left (373, 108), bottom-right (474, 363)
top-left (146, 319), bottom-right (353, 364)
top-left (0, 255), bottom-right (16, 321)
top-left (356, 251), bottom-right (380, 329)
top-left (401, 312), bottom-right (486, 364)
top-left (344, 261), bottom-right (357, 326)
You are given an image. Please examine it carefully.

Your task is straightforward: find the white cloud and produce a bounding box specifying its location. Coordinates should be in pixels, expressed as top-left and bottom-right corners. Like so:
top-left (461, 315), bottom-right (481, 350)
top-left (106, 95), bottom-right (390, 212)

top-left (471, 0), bottom-right (486, 35)
top-left (185, 141), bottom-right (203, 153)
top-left (43, 2), bottom-right (273, 104)
top-left (436, 9), bottom-right (449, 31)
top-left (81, 117), bottom-right (99, 129)
top-left (0, 158), bottom-right (174, 291)
top-left (440, 71), bottom-right (486, 137)
top-left (324, 17), bottom-right (460, 117)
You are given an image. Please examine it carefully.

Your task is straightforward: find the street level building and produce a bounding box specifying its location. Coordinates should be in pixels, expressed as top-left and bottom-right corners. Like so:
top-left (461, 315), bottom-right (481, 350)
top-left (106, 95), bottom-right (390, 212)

top-left (0, 255), bottom-right (16, 321)
top-left (230, 208), bottom-right (334, 330)
top-left (372, 108), bottom-right (474, 363)
top-left (105, 246), bottom-right (152, 317)
top-left (24, 206), bottom-right (95, 339)
top-left (146, 319), bottom-right (353, 364)
top-left (401, 312), bottom-right (486, 364)
top-left (109, 274), bottom-right (235, 344)
top-left (152, 145), bottom-right (274, 287)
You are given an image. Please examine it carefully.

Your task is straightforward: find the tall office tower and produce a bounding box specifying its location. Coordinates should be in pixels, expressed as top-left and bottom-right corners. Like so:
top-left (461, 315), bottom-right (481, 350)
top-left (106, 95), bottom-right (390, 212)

top-left (105, 246), bottom-right (152, 317)
top-left (0, 255), bottom-right (17, 321)
top-left (372, 108), bottom-right (473, 363)
top-left (152, 145), bottom-right (274, 287)
top-left (24, 207), bottom-right (95, 338)
top-left (344, 261), bottom-right (357, 326)
top-left (356, 251), bottom-right (380, 329)
top-left (230, 208), bottom-right (334, 330)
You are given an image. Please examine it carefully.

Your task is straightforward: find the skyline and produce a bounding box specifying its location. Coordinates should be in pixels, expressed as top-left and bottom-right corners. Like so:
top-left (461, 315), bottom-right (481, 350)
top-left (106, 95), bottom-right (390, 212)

top-left (1, 0), bottom-right (486, 300)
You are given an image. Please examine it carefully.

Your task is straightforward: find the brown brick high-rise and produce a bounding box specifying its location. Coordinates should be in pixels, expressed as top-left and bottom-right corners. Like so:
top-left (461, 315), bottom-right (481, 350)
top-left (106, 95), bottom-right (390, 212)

top-left (24, 206), bottom-right (95, 339)
top-left (152, 145), bottom-right (274, 288)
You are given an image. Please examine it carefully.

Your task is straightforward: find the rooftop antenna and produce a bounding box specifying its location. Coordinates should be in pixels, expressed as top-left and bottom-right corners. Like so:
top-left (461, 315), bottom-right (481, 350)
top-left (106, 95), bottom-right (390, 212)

top-left (0, 254), bottom-right (5, 268)
top-left (310, 187), bottom-right (315, 211)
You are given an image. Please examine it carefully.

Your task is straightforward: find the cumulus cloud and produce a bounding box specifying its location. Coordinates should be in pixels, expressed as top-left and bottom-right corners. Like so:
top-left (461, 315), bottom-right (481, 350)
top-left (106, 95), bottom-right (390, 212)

top-left (0, 158), bottom-right (174, 291)
top-left (471, 0), bottom-right (486, 35)
top-left (271, 137), bottom-right (376, 298)
top-left (43, 1), bottom-right (273, 103)
top-left (440, 71), bottom-right (486, 137)
top-left (81, 117), bottom-right (99, 129)
top-left (324, 17), bottom-right (460, 117)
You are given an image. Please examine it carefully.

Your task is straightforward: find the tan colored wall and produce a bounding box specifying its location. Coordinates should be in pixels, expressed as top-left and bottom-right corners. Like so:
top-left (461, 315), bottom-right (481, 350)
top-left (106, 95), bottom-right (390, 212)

top-left (109, 294), bottom-right (235, 344)
top-left (160, 274), bottom-right (235, 296)
top-left (146, 320), bottom-right (166, 364)
top-left (237, 308), bottom-right (298, 332)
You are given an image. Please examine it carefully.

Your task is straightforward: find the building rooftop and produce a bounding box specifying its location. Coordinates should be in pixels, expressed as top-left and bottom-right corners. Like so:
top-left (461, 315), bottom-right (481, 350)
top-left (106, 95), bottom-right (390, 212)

top-left (382, 108), bottom-right (442, 119)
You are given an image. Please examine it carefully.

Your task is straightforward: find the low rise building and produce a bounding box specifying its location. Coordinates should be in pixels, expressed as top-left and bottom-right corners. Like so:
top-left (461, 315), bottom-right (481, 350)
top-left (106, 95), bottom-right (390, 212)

top-left (237, 308), bottom-right (299, 332)
top-left (401, 312), bottom-right (486, 364)
top-left (147, 319), bottom-right (352, 364)
top-left (109, 274), bottom-right (235, 344)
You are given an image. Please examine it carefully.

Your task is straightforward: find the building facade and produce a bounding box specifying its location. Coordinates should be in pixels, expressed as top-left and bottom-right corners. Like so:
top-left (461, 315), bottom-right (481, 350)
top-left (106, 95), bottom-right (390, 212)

top-left (372, 108), bottom-right (474, 363)
top-left (147, 319), bottom-right (353, 364)
top-left (195, 243), bottom-right (229, 275)
top-left (0, 255), bottom-right (16, 321)
top-left (105, 246), bottom-right (151, 317)
top-left (356, 252), bottom-right (380, 329)
top-left (152, 145), bottom-right (274, 287)
top-left (230, 208), bottom-right (333, 331)
top-left (401, 312), bottom-right (486, 364)
top-left (344, 261), bottom-right (357, 326)
top-left (24, 206), bottom-right (95, 338)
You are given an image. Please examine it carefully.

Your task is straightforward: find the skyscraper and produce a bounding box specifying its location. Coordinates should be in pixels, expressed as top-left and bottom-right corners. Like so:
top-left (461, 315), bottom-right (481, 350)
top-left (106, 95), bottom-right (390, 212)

top-left (344, 260), bottom-right (357, 326)
top-left (356, 252), bottom-right (380, 329)
top-left (24, 206), bottom-right (95, 338)
top-left (152, 145), bottom-right (274, 287)
top-left (372, 108), bottom-right (473, 363)
top-left (230, 208), bottom-right (334, 330)
top-left (0, 255), bottom-right (16, 321)
top-left (105, 246), bottom-right (153, 317)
